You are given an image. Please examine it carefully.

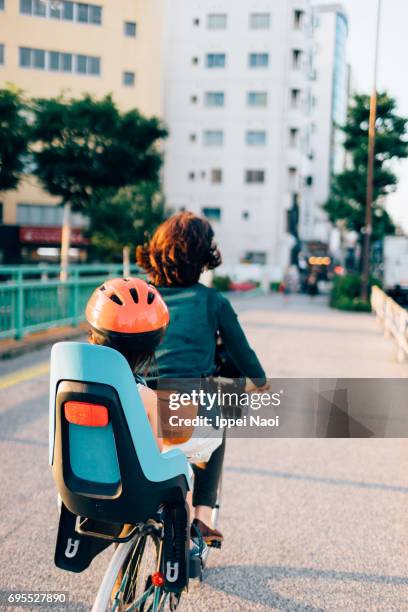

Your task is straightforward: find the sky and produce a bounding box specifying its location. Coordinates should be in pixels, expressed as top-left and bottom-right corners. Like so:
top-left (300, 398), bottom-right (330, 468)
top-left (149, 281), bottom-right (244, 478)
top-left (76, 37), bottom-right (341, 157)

top-left (316, 0), bottom-right (408, 232)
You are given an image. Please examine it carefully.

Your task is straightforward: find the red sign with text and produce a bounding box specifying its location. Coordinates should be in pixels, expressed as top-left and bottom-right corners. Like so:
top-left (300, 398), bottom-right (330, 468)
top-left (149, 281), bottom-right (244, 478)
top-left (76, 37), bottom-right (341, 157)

top-left (19, 226), bottom-right (89, 245)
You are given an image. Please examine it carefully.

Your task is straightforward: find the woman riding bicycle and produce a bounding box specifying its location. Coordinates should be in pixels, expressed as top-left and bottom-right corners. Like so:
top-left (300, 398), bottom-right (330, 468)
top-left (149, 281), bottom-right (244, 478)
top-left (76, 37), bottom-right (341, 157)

top-left (136, 211), bottom-right (268, 545)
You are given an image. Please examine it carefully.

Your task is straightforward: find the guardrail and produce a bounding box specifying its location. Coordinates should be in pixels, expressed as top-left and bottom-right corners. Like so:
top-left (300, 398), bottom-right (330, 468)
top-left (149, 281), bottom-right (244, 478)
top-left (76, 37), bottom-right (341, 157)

top-left (371, 286), bottom-right (408, 363)
top-left (0, 265), bottom-right (141, 340)
top-left (0, 264), bottom-right (140, 283)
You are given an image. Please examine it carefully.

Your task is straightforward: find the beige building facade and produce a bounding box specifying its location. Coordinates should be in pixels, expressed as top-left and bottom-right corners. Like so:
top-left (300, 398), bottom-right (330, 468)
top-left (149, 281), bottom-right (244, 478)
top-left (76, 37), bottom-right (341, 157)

top-left (0, 0), bottom-right (163, 257)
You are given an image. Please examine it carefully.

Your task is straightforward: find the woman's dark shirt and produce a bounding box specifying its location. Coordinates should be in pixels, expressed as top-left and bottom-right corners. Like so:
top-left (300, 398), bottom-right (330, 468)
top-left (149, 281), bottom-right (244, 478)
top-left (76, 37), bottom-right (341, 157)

top-left (154, 283), bottom-right (266, 384)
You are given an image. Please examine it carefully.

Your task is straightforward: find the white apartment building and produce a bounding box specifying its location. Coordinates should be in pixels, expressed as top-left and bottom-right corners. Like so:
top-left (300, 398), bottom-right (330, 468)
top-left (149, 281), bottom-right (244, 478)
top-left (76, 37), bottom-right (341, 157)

top-left (163, 0), bottom-right (316, 278)
top-left (300, 3), bottom-right (349, 248)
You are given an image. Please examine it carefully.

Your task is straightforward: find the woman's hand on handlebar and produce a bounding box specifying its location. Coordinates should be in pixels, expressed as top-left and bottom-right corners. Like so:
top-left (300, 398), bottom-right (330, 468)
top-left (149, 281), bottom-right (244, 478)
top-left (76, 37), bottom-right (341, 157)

top-left (245, 379), bottom-right (270, 393)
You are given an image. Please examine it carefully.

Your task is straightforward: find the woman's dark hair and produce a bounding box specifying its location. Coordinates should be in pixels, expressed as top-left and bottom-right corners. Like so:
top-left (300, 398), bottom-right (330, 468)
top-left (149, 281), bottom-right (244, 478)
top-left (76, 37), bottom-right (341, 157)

top-left (136, 212), bottom-right (222, 287)
top-left (88, 328), bottom-right (163, 376)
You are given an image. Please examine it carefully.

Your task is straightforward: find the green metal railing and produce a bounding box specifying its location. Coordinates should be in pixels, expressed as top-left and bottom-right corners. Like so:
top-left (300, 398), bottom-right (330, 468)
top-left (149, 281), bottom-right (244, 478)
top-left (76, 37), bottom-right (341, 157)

top-left (0, 264), bottom-right (140, 283)
top-left (0, 265), bottom-right (141, 340)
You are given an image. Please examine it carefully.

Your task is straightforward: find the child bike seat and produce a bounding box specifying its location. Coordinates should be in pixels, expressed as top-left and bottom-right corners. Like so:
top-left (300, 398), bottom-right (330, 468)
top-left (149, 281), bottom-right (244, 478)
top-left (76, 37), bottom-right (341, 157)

top-left (49, 342), bottom-right (191, 526)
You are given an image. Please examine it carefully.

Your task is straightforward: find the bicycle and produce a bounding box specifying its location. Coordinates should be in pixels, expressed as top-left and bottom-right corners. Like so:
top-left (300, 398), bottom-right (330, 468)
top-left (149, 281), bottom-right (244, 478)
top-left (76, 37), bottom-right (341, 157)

top-left (50, 342), bottom-right (195, 611)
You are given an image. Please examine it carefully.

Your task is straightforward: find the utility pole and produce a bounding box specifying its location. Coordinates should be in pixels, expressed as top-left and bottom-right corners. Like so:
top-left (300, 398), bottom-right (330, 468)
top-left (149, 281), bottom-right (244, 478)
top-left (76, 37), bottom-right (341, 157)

top-left (361, 0), bottom-right (382, 301)
top-left (60, 202), bottom-right (71, 282)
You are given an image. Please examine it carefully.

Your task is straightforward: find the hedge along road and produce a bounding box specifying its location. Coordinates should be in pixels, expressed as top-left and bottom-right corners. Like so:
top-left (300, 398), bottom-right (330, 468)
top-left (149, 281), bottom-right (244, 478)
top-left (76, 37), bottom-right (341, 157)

top-left (0, 293), bottom-right (408, 611)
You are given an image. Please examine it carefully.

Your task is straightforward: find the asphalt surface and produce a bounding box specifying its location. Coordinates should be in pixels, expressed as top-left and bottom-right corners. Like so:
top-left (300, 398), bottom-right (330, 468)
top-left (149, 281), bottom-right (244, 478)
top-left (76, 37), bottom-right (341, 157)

top-left (1, 294), bottom-right (407, 611)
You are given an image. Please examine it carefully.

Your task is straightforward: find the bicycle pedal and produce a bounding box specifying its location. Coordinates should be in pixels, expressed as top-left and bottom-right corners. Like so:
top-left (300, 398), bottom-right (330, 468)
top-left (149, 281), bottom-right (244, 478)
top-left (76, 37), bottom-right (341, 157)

top-left (207, 540), bottom-right (222, 549)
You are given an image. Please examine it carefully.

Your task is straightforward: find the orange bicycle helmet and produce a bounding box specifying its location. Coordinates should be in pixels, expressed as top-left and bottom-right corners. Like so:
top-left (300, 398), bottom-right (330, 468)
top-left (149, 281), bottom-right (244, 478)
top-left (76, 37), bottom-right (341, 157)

top-left (86, 277), bottom-right (169, 341)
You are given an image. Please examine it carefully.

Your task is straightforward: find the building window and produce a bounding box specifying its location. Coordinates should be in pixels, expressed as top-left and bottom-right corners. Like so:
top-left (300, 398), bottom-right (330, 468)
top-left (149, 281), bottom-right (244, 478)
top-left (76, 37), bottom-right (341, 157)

top-left (193, 17), bottom-right (200, 26)
top-left (247, 92), bottom-right (268, 107)
top-left (188, 171), bottom-right (195, 181)
top-left (204, 92), bottom-right (225, 107)
top-left (33, 48), bottom-right (46, 69)
top-left (202, 207), bottom-right (222, 221)
top-left (20, 0), bottom-right (31, 14)
top-left (0, 44), bottom-right (4, 66)
top-left (88, 56), bottom-right (100, 75)
top-left (49, 51), bottom-right (60, 71)
top-left (62, 53), bottom-right (73, 72)
top-left (289, 128), bottom-right (299, 147)
top-left (242, 211), bottom-right (250, 220)
top-left (19, 47), bottom-right (31, 67)
top-left (305, 175), bottom-right (313, 187)
top-left (246, 131), bottom-right (267, 146)
top-left (294, 9), bottom-right (304, 30)
top-left (0, 0), bottom-right (4, 9)
top-left (206, 53), bottom-right (226, 68)
top-left (292, 49), bottom-right (302, 70)
top-left (211, 169), bottom-right (223, 184)
top-left (76, 54), bottom-right (87, 74)
top-left (20, 1), bottom-right (102, 24)
top-left (124, 21), bottom-right (137, 37)
top-left (203, 130), bottom-right (223, 146)
top-left (189, 133), bottom-right (197, 142)
top-left (123, 71), bottom-right (135, 86)
top-left (63, 1), bottom-right (74, 20)
top-left (245, 170), bottom-right (265, 184)
top-left (249, 53), bottom-right (269, 68)
top-left (207, 13), bottom-right (227, 29)
top-left (77, 2), bottom-right (89, 22)
top-left (192, 56), bottom-right (199, 65)
top-left (249, 13), bottom-right (270, 29)
top-left (16, 203), bottom-right (87, 227)
top-left (17, 203), bottom-right (63, 226)
top-left (190, 95), bottom-right (198, 104)
top-left (19, 47), bottom-right (100, 75)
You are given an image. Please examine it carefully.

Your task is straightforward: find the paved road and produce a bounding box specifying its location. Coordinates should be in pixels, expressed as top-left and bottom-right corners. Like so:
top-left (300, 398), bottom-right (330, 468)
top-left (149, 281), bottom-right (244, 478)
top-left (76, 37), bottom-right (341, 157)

top-left (1, 294), bottom-right (407, 611)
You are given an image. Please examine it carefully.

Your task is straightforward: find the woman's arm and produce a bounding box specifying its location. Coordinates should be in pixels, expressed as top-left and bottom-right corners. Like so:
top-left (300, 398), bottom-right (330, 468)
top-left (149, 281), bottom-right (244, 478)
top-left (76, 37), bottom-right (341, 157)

top-left (216, 293), bottom-right (267, 385)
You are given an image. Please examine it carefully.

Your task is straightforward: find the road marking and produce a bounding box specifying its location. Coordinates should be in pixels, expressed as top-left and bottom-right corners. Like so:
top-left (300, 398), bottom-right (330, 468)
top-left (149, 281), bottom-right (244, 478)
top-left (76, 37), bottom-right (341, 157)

top-left (0, 362), bottom-right (49, 390)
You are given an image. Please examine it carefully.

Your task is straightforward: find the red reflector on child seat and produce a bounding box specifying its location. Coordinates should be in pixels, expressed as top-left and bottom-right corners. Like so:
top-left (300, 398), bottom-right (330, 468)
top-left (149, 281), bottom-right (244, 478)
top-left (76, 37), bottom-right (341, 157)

top-left (151, 572), bottom-right (165, 587)
top-left (64, 401), bottom-right (109, 427)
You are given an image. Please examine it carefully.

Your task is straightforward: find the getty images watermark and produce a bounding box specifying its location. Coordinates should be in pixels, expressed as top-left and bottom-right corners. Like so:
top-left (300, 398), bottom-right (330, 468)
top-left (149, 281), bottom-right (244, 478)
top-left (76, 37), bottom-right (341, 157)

top-left (167, 388), bottom-right (281, 429)
top-left (155, 378), bottom-right (408, 438)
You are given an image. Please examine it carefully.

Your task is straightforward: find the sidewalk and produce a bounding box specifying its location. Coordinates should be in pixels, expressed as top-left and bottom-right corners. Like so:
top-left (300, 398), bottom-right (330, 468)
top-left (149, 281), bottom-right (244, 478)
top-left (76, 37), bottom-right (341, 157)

top-left (232, 293), bottom-right (407, 377)
top-left (0, 323), bottom-right (87, 360)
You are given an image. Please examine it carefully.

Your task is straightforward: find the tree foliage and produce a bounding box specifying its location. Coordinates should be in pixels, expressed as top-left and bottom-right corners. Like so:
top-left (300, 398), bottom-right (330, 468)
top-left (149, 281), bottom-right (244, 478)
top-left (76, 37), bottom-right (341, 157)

top-left (0, 88), bottom-right (29, 192)
top-left (324, 93), bottom-right (408, 241)
top-left (87, 182), bottom-right (166, 261)
top-left (30, 94), bottom-right (167, 210)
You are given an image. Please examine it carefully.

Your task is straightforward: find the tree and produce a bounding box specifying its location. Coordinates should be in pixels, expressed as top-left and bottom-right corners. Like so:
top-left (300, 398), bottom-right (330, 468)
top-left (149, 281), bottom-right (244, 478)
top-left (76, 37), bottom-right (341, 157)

top-left (87, 182), bottom-right (166, 261)
top-left (325, 93), bottom-right (407, 246)
top-left (0, 88), bottom-right (29, 192)
top-left (30, 94), bottom-right (167, 276)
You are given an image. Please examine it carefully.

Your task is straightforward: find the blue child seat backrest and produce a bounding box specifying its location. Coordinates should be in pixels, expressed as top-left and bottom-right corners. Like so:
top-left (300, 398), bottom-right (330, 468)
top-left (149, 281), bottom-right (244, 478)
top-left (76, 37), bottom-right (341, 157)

top-left (49, 342), bottom-right (190, 523)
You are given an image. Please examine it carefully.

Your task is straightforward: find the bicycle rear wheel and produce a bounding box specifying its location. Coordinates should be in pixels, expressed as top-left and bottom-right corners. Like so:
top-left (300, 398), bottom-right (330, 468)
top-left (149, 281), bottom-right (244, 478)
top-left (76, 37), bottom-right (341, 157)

top-left (92, 529), bottom-right (179, 612)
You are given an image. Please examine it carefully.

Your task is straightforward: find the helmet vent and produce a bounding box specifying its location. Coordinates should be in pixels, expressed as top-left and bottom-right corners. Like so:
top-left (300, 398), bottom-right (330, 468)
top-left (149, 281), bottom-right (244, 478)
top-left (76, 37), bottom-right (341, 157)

top-left (123, 278), bottom-right (130, 282)
top-left (129, 287), bottom-right (139, 304)
top-left (100, 285), bottom-right (106, 291)
top-left (109, 293), bottom-right (123, 305)
top-left (147, 291), bottom-right (155, 304)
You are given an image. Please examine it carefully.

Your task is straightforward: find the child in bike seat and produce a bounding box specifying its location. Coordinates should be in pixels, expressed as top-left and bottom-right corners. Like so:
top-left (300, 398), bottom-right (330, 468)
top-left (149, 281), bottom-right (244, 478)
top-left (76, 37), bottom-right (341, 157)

top-left (85, 277), bottom-right (217, 554)
top-left (85, 277), bottom-right (167, 452)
